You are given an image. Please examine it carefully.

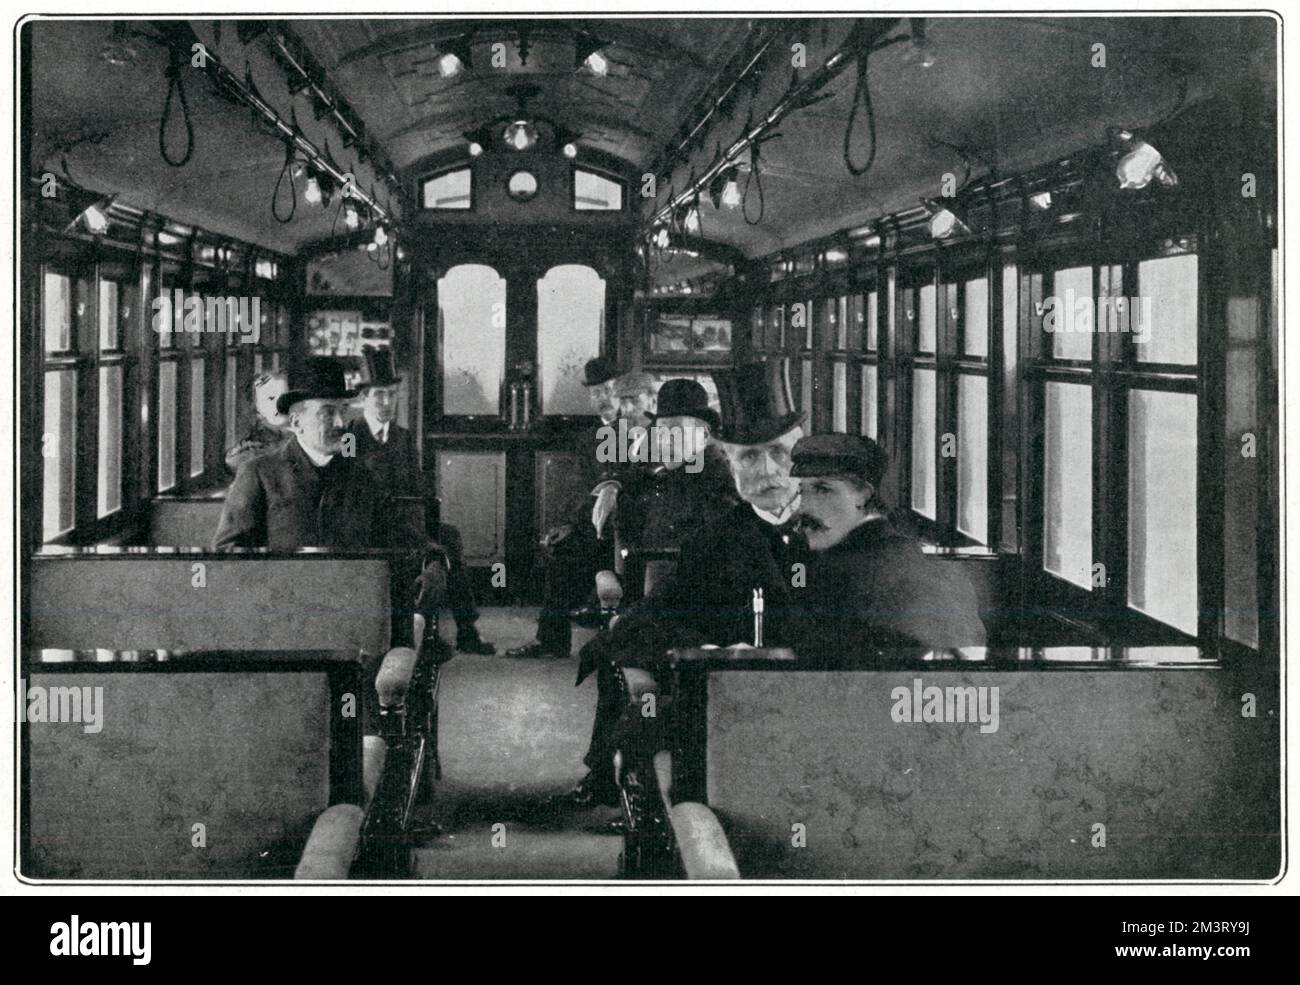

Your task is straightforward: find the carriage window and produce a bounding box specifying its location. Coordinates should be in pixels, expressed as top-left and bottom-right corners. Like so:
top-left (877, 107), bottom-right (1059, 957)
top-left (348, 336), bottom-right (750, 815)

top-left (439, 264), bottom-right (506, 415)
top-left (1043, 381), bottom-right (1092, 588)
top-left (1050, 266), bottom-right (1092, 361)
top-left (99, 280), bottom-right (120, 350)
top-left (573, 169), bottom-right (622, 211)
top-left (833, 297), bottom-right (847, 350)
top-left (800, 359), bottom-right (814, 424)
top-left (96, 365), bottom-right (123, 517)
top-left (225, 354), bottom-right (239, 449)
top-left (865, 290), bottom-right (878, 351)
top-left (1001, 262), bottom-right (1020, 552)
top-left (1135, 254), bottom-right (1197, 365)
top-left (157, 361), bottom-right (177, 491)
top-left (537, 265), bottom-right (605, 415)
top-left (423, 168), bottom-right (472, 210)
top-left (43, 271), bottom-right (72, 352)
top-left (190, 358), bottom-right (206, 477)
top-left (956, 374), bottom-right (988, 543)
top-left (917, 283), bottom-right (936, 353)
top-left (832, 363), bottom-right (847, 432)
top-left (962, 278), bottom-right (988, 357)
top-left (860, 364), bottom-right (878, 439)
top-left (1127, 389), bottom-right (1198, 634)
top-left (910, 368), bottom-right (936, 518)
top-left (42, 369), bottom-right (76, 541)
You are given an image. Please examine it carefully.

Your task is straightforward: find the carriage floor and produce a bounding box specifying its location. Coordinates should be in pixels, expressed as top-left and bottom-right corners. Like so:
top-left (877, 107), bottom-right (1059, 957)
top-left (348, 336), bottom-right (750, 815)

top-left (411, 608), bottom-right (623, 880)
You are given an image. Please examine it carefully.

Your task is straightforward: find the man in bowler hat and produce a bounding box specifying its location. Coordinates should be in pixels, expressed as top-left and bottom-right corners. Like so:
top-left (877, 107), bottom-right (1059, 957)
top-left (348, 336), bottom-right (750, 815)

top-left (345, 347), bottom-right (495, 654)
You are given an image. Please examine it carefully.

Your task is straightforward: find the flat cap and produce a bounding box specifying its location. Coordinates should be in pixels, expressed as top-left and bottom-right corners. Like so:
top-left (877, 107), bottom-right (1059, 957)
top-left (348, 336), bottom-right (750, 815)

top-left (791, 433), bottom-right (889, 486)
top-left (613, 370), bottom-right (658, 398)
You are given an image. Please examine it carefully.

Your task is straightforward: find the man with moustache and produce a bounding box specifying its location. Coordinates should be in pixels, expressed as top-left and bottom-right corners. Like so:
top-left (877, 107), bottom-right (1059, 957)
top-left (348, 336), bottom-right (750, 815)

top-left (565, 362), bottom-right (808, 807)
top-left (788, 433), bottom-right (986, 661)
top-left (344, 348), bottom-right (495, 655)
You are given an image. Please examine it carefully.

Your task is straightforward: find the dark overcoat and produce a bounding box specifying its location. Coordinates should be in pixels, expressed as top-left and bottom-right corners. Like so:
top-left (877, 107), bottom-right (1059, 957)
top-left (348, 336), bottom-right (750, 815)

top-left (344, 419), bottom-right (420, 494)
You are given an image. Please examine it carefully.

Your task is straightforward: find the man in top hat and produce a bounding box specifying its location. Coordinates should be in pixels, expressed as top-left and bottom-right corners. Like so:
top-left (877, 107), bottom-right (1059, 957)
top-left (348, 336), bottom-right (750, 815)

top-left (565, 361), bottom-right (809, 807)
top-left (788, 433), bottom-right (986, 660)
top-left (344, 347), bottom-right (495, 655)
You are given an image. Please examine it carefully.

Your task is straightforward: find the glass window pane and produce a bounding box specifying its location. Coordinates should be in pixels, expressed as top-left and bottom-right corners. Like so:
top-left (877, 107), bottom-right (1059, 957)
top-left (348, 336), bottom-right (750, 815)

top-left (918, 283), bottom-right (936, 352)
top-left (157, 278), bottom-right (174, 349)
top-left (886, 271), bottom-right (896, 356)
top-left (190, 358), bottom-right (205, 476)
top-left (1224, 290), bottom-right (1261, 647)
top-left (574, 169), bottom-right (623, 211)
top-left (97, 365), bottom-right (123, 517)
top-left (832, 362), bottom-right (847, 432)
top-left (803, 299), bottom-right (813, 349)
top-left (440, 264), bottom-right (505, 415)
top-left (860, 364), bottom-right (877, 439)
top-left (537, 265), bottom-right (605, 416)
top-left (1042, 381), bottom-right (1092, 588)
top-left (910, 368), bottom-right (936, 518)
top-left (1001, 262), bottom-right (1020, 552)
top-left (1128, 390), bottom-right (1198, 634)
top-left (158, 361), bottom-right (177, 491)
top-left (866, 290), bottom-right (879, 350)
top-left (1049, 266), bottom-right (1093, 360)
top-left (225, 353), bottom-right (239, 449)
top-left (834, 297), bottom-right (847, 350)
top-left (42, 369), bottom-right (76, 540)
top-left (423, 168), bottom-right (472, 209)
top-left (43, 271), bottom-right (71, 353)
top-left (1135, 253), bottom-right (1197, 365)
top-left (253, 352), bottom-right (264, 376)
top-left (99, 280), bottom-right (119, 350)
top-left (956, 374), bottom-right (988, 543)
top-left (963, 278), bottom-right (988, 357)
top-left (800, 358), bottom-right (813, 422)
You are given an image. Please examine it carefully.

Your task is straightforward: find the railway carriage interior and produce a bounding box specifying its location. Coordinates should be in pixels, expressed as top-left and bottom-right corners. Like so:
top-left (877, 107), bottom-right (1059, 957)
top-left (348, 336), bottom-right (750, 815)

top-left (19, 15), bottom-right (1280, 882)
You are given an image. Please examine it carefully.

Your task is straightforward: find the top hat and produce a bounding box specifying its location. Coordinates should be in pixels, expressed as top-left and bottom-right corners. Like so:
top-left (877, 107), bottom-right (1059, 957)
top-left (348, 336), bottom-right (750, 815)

top-left (583, 355), bottom-right (620, 387)
top-left (713, 360), bottom-right (805, 445)
top-left (791, 433), bottom-right (889, 488)
top-left (277, 357), bottom-right (358, 415)
top-left (357, 346), bottom-right (402, 391)
top-left (648, 378), bottom-right (720, 431)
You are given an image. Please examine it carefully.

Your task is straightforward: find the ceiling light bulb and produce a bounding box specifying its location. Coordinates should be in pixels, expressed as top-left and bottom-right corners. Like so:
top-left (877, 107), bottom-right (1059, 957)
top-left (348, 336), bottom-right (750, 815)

top-left (1115, 138), bottom-right (1178, 190)
top-left (503, 120), bottom-right (537, 152)
top-left (82, 204), bottom-right (110, 235)
top-left (304, 176), bottom-right (322, 204)
top-left (684, 207), bottom-right (701, 234)
top-left (584, 51), bottom-right (609, 76)
top-left (343, 202), bottom-right (360, 230)
top-left (563, 142), bottom-right (577, 159)
top-left (721, 174), bottom-right (742, 208)
top-left (468, 141), bottom-right (483, 157)
top-left (438, 52), bottom-right (463, 78)
top-left (653, 227), bottom-right (669, 249)
top-left (1028, 191), bottom-right (1052, 210)
top-left (374, 225), bottom-right (388, 247)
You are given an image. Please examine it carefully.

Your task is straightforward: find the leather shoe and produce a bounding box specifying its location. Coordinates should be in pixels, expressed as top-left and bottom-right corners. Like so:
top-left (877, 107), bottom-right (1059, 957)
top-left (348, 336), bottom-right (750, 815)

top-left (456, 634), bottom-right (496, 655)
top-left (506, 641), bottom-right (567, 660)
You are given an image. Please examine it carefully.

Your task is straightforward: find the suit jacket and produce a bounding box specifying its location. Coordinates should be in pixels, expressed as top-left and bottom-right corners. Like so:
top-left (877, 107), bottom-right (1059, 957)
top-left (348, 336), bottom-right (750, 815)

top-left (615, 450), bottom-right (738, 551)
top-left (578, 501), bottom-right (808, 682)
top-left (345, 419), bottom-right (420, 494)
top-left (787, 517), bottom-right (987, 662)
top-left (213, 436), bottom-right (419, 553)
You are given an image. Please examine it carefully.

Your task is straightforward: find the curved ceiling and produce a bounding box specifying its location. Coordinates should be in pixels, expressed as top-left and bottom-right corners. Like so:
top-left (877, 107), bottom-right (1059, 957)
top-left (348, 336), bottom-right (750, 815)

top-left (27, 16), bottom-right (1274, 264)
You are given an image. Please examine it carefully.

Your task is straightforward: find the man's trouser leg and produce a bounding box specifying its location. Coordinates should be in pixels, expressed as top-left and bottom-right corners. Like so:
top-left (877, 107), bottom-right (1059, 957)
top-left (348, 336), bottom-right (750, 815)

top-left (537, 523), bottom-right (611, 656)
top-left (581, 660), bottom-right (623, 791)
top-left (437, 522), bottom-right (480, 634)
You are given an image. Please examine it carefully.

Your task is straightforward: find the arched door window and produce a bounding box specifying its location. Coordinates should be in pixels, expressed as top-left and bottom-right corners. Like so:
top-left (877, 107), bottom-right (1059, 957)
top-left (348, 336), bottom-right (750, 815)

top-left (438, 264), bottom-right (506, 415)
top-left (536, 264), bottom-right (605, 416)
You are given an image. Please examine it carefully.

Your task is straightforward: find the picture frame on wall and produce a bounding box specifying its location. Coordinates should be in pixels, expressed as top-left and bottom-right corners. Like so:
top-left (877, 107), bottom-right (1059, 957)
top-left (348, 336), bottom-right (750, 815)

top-left (646, 311), bottom-right (733, 361)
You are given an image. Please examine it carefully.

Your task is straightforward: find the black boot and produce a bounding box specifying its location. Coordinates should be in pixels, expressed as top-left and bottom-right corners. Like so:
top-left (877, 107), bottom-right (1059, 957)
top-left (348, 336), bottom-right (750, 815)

top-left (456, 627), bottom-right (496, 655)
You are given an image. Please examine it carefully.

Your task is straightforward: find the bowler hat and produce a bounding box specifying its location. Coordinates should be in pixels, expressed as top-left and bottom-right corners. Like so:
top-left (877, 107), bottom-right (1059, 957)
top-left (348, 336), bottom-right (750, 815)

top-left (357, 346), bottom-right (402, 391)
top-left (648, 378), bottom-right (720, 431)
top-left (713, 360), bottom-right (804, 445)
top-left (277, 357), bottom-right (358, 414)
top-left (791, 433), bottom-right (889, 488)
top-left (583, 356), bottom-right (620, 387)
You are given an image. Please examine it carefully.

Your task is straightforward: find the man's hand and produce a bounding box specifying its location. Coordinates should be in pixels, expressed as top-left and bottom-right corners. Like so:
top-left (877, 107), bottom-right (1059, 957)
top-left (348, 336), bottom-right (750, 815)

top-left (540, 523), bottom-right (573, 548)
top-left (592, 485), bottom-right (619, 538)
top-left (413, 555), bottom-right (448, 610)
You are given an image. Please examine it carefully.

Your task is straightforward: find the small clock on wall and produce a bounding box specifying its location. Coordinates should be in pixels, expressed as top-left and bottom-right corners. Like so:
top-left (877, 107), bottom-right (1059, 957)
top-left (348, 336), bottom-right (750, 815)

top-left (506, 170), bottom-right (539, 202)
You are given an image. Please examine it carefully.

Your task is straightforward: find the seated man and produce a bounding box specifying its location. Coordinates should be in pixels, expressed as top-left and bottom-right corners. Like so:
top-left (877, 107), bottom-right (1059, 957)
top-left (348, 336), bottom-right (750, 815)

top-left (788, 433), bottom-right (986, 660)
top-left (345, 347), bottom-right (494, 655)
top-left (508, 367), bottom-right (659, 660)
top-left (224, 370), bottom-right (291, 473)
top-left (567, 361), bottom-right (809, 807)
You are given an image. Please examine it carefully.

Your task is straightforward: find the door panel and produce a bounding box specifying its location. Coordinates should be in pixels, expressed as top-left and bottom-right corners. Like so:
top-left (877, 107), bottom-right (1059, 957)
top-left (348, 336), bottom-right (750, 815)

top-left (437, 450), bottom-right (507, 563)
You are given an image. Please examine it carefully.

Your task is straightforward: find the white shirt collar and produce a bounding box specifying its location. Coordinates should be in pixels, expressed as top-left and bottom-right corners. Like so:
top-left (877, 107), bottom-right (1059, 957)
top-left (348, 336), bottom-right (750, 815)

top-left (364, 413), bottom-right (389, 443)
top-left (296, 436), bottom-right (336, 468)
top-left (752, 493), bottom-right (801, 526)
